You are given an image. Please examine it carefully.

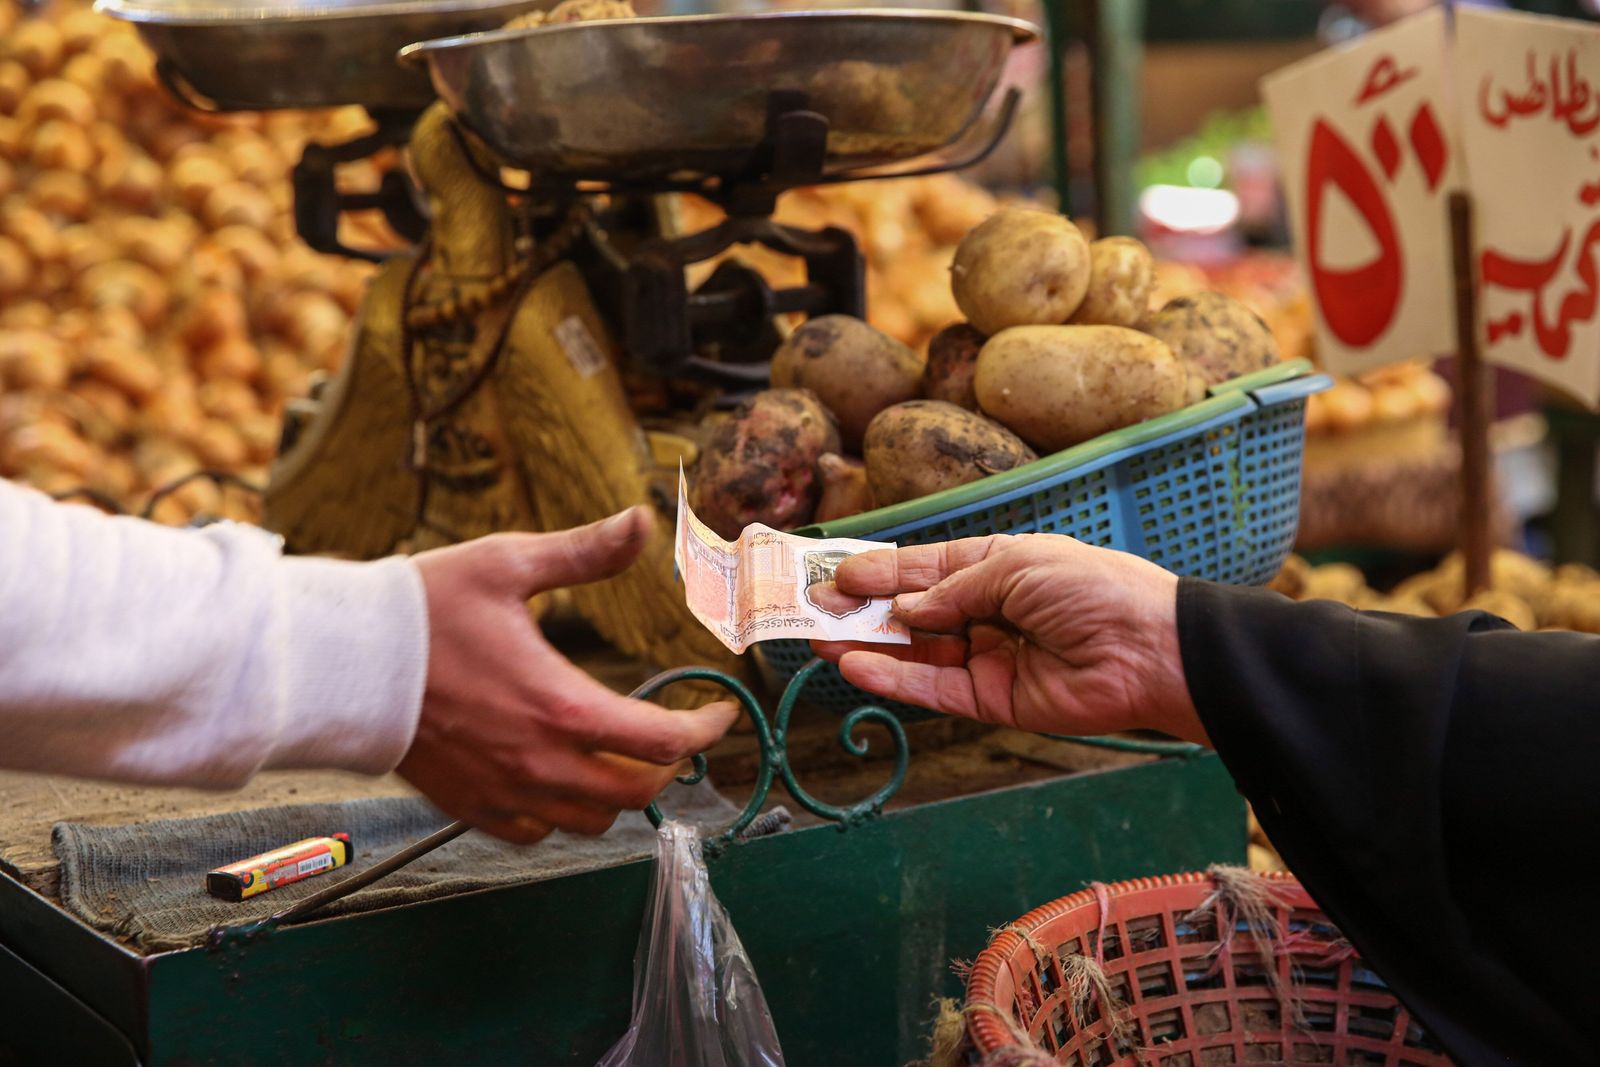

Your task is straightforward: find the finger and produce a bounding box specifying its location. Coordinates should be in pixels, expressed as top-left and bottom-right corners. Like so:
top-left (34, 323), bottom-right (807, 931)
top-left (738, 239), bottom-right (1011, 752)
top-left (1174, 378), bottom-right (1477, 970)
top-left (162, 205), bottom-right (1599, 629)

top-left (890, 553), bottom-right (1026, 633)
top-left (513, 750), bottom-right (683, 812)
top-left (534, 662), bottom-right (740, 763)
top-left (473, 813), bottom-right (554, 846)
top-left (969, 623), bottom-right (1014, 656)
top-left (485, 798), bottom-right (623, 838)
top-left (809, 639), bottom-right (854, 663)
top-left (495, 506), bottom-right (655, 600)
top-left (837, 650), bottom-right (982, 719)
top-left (811, 634), bottom-right (970, 668)
top-left (832, 537), bottom-right (1014, 597)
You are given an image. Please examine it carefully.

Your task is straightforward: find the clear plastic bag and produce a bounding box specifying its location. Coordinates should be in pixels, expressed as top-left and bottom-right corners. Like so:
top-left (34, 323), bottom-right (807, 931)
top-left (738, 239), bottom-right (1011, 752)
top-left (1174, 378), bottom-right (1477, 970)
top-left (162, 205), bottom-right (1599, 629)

top-left (596, 821), bottom-right (785, 1067)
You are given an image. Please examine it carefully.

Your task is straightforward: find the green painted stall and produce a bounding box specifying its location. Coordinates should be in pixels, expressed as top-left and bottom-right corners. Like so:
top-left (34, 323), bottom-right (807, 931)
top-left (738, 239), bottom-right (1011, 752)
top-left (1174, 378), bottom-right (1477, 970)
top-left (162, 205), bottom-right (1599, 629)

top-left (0, 753), bottom-right (1242, 1065)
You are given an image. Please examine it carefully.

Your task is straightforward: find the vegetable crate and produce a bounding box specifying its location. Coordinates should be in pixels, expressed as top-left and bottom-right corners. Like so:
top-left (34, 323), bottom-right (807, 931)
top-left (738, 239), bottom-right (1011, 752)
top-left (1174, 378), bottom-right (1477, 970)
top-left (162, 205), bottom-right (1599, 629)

top-left (759, 360), bottom-right (1330, 714)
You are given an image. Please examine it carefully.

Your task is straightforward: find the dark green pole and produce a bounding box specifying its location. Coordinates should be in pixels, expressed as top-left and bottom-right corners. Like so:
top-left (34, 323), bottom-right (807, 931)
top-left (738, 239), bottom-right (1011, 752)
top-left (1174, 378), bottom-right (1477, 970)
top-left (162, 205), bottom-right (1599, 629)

top-left (1043, 0), bottom-right (1073, 214)
top-left (1089, 0), bottom-right (1145, 236)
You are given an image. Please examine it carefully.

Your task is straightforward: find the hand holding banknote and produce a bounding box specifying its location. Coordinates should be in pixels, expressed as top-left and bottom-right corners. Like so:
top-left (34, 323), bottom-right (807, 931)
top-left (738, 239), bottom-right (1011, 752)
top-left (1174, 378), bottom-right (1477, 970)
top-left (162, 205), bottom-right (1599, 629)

top-left (674, 469), bottom-right (911, 655)
top-left (808, 534), bottom-right (1200, 742)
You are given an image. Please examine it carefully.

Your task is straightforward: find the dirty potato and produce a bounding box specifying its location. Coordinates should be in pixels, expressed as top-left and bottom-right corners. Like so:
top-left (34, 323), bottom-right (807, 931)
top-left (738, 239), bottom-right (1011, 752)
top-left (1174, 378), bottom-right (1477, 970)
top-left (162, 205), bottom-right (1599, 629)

top-left (1069, 236), bottom-right (1155, 328)
top-left (770, 314), bottom-right (924, 450)
top-left (814, 452), bottom-right (877, 524)
top-left (922, 322), bottom-right (986, 410)
top-left (974, 325), bottom-right (1188, 452)
top-left (863, 400), bottom-right (1036, 507)
top-left (1144, 292), bottom-right (1279, 388)
top-left (689, 389), bottom-right (841, 539)
top-left (951, 209), bottom-right (1091, 336)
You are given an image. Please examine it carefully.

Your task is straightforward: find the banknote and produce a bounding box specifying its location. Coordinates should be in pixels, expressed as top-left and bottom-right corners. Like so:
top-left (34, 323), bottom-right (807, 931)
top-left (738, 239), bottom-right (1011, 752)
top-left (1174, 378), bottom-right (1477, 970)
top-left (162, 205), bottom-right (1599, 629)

top-left (674, 468), bottom-right (911, 655)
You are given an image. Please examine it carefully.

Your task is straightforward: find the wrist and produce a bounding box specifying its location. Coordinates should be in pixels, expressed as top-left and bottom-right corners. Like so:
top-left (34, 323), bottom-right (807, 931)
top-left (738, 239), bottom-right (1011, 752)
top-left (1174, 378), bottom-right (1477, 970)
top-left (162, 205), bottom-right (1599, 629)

top-left (1129, 569), bottom-right (1208, 744)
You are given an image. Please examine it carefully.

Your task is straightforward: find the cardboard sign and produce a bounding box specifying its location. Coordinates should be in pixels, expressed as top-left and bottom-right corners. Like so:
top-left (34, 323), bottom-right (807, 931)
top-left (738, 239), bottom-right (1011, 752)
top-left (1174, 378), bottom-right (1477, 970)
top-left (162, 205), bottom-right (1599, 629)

top-left (1457, 8), bottom-right (1600, 406)
top-left (1263, 8), bottom-right (1461, 377)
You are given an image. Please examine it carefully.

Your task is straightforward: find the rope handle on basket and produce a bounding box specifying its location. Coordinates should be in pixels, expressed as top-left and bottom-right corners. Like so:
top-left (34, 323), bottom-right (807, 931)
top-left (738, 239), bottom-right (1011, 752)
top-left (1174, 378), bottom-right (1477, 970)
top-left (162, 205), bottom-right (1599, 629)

top-left (1092, 881), bottom-right (1112, 965)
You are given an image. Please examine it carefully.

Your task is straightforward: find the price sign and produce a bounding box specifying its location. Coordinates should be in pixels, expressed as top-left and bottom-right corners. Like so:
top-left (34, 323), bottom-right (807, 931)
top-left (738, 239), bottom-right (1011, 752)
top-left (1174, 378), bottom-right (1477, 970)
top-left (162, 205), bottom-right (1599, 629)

top-left (1263, 8), bottom-right (1460, 377)
top-left (1458, 8), bottom-right (1600, 406)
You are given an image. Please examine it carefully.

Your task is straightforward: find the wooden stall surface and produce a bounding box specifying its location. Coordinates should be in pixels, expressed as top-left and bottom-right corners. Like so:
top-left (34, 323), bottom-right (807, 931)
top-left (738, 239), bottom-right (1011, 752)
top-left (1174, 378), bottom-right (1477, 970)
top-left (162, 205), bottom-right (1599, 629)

top-left (0, 753), bottom-right (1240, 1065)
top-left (0, 724), bottom-right (1151, 908)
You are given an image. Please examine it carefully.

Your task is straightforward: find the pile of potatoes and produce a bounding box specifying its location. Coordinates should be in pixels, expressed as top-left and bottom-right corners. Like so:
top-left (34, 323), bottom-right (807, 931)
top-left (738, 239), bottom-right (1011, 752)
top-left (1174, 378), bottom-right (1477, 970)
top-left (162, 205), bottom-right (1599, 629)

top-left (1304, 362), bottom-right (1452, 439)
top-left (0, 0), bottom-right (386, 524)
top-left (1270, 549), bottom-right (1600, 633)
top-left (944, 209), bottom-right (1278, 455)
top-left (688, 206), bottom-right (1281, 538)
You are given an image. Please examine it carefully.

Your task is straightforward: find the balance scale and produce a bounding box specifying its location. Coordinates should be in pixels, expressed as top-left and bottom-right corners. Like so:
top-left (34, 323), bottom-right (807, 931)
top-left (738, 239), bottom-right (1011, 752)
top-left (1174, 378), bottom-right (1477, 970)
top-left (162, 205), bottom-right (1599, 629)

top-left (98, 0), bottom-right (1035, 678)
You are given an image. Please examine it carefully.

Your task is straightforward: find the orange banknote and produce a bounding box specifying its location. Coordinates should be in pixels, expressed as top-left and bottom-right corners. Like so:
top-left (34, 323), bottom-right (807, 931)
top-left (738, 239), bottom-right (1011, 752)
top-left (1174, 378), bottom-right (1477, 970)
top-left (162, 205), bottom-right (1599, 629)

top-left (675, 468), bottom-right (911, 655)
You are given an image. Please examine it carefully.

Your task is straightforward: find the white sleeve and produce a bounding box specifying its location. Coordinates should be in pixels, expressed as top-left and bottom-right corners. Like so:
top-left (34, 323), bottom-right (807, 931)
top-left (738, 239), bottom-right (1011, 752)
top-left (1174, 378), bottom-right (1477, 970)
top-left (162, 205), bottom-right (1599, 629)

top-left (0, 479), bottom-right (428, 789)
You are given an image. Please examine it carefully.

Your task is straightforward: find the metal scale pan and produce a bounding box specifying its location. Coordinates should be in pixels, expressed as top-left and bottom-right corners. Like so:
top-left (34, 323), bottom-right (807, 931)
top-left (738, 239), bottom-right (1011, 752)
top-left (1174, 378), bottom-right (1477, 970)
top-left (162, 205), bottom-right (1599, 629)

top-left (93, 0), bottom-right (554, 111)
top-left (399, 9), bottom-right (1038, 184)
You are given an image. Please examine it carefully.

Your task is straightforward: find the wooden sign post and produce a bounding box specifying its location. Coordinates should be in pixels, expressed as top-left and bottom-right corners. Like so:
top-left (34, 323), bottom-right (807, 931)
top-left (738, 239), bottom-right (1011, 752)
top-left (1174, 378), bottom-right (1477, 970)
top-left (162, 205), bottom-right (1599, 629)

top-left (1449, 192), bottom-right (1494, 595)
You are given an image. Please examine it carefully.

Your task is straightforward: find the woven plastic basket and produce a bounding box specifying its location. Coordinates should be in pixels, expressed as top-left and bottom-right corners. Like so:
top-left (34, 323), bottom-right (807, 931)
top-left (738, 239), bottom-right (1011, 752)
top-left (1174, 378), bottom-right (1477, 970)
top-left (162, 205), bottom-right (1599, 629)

top-left (961, 871), bottom-right (1450, 1067)
top-left (757, 360), bottom-right (1331, 715)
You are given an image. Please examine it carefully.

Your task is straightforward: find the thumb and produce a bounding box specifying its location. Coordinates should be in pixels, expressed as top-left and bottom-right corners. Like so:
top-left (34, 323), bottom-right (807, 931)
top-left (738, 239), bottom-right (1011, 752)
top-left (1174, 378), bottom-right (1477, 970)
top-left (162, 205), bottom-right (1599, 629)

top-left (502, 506), bottom-right (655, 599)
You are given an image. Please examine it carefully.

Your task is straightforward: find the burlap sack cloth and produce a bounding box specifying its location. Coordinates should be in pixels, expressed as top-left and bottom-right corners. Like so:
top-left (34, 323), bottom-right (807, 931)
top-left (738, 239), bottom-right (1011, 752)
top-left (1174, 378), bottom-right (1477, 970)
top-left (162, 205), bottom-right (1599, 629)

top-left (52, 782), bottom-right (737, 953)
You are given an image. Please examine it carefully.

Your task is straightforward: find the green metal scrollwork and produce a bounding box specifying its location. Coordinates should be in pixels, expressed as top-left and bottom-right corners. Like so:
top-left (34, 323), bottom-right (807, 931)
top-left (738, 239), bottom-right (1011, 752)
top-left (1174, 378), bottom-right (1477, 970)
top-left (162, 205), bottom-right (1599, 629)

top-left (635, 658), bottom-right (908, 855)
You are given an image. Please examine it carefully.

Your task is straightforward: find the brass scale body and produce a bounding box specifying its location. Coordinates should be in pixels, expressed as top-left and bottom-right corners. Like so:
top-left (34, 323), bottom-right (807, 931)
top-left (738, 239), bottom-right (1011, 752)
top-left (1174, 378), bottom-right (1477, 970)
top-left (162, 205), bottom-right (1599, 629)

top-left (264, 104), bottom-right (741, 677)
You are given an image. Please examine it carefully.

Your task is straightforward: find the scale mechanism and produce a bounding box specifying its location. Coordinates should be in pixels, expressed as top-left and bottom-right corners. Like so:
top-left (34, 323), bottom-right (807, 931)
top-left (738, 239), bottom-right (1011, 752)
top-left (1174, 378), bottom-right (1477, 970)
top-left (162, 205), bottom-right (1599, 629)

top-left (101, 0), bottom-right (1036, 381)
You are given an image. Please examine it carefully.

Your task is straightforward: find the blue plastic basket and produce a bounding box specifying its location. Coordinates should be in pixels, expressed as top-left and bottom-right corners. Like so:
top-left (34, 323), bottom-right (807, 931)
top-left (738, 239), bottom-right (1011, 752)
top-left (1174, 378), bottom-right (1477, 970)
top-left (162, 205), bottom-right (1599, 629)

top-left (756, 359), bottom-right (1331, 715)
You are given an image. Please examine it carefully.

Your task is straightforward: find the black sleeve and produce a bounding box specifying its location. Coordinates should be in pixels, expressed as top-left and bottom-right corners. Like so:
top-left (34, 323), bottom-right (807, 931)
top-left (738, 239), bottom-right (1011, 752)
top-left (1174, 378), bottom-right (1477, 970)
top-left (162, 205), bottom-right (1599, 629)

top-left (1177, 578), bottom-right (1595, 1066)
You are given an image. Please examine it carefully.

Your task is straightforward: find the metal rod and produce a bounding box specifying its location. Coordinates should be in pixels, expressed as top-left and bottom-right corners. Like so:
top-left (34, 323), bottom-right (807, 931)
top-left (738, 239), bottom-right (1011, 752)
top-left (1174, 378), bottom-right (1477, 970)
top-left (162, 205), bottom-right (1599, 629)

top-left (266, 821), bottom-right (471, 928)
top-left (1449, 191), bottom-right (1494, 596)
top-left (1042, 733), bottom-right (1204, 757)
top-left (1044, 0), bottom-right (1073, 213)
top-left (1089, 0), bottom-right (1145, 236)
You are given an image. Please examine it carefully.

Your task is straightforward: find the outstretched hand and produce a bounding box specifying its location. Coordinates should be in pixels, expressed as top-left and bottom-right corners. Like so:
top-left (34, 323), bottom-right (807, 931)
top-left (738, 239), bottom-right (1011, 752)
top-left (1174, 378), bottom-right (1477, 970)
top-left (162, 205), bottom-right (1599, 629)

top-left (402, 508), bottom-right (739, 844)
top-left (811, 535), bottom-right (1204, 743)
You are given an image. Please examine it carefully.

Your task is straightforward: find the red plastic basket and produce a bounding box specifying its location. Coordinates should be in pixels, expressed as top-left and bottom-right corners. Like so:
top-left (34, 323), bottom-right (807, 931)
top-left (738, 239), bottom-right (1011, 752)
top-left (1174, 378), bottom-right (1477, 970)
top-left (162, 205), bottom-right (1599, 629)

top-left (963, 871), bottom-right (1452, 1066)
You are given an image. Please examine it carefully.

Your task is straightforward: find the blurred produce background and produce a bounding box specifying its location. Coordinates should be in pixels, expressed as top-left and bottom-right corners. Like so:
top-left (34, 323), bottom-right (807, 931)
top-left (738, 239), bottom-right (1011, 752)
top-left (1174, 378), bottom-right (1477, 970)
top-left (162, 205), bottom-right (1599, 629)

top-left (0, 0), bottom-right (385, 524)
